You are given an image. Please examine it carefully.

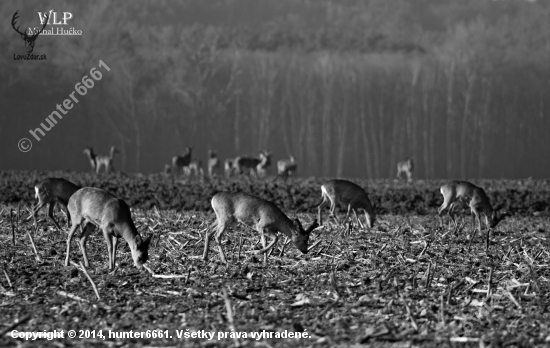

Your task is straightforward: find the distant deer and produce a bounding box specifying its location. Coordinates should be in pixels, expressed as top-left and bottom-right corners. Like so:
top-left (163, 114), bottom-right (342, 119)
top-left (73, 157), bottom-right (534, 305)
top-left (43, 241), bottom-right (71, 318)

top-left (188, 160), bottom-right (204, 177)
top-left (83, 147), bottom-right (97, 172)
top-left (203, 192), bottom-right (318, 264)
top-left (438, 180), bottom-right (507, 234)
top-left (65, 187), bottom-right (152, 270)
top-left (172, 146), bottom-right (192, 176)
top-left (317, 179), bottom-right (375, 229)
top-left (163, 164), bottom-right (171, 176)
top-left (233, 155), bottom-right (261, 176)
top-left (224, 159), bottom-right (234, 177)
top-left (26, 178), bottom-right (81, 231)
top-left (207, 150), bottom-right (220, 177)
top-left (95, 146), bottom-right (118, 173)
top-left (397, 158), bottom-right (413, 182)
top-left (277, 156), bottom-right (297, 178)
top-left (256, 151), bottom-right (272, 178)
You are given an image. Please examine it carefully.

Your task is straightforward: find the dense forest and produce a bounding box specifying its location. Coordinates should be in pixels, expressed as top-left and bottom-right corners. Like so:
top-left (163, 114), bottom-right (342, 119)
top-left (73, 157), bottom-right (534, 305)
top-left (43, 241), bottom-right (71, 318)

top-left (1, 0), bottom-right (549, 178)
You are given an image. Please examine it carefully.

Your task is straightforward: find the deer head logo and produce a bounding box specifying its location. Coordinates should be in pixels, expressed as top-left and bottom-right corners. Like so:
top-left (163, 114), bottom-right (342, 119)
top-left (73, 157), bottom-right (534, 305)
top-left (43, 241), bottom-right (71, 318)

top-left (12, 11), bottom-right (48, 54)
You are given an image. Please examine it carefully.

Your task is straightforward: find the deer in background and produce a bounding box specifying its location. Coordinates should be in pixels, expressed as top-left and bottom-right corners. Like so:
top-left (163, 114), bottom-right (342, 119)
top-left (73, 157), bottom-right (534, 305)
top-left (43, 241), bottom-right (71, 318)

top-left (224, 159), bottom-right (234, 177)
top-left (256, 151), bottom-right (272, 178)
top-left (233, 151), bottom-right (269, 177)
top-left (163, 164), bottom-right (171, 176)
top-left (65, 187), bottom-right (152, 270)
top-left (172, 146), bottom-right (192, 176)
top-left (397, 158), bottom-right (413, 182)
top-left (203, 192), bottom-right (318, 264)
top-left (317, 179), bottom-right (376, 229)
top-left (277, 156), bottom-right (297, 178)
top-left (96, 146), bottom-right (118, 173)
top-left (208, 150), bottom-right (220, 177)
top-left (26, 178), bottom-right (81, 231)
top-left (83, 147), bottom-right (97, 172)
top-left (438, 180), bottom-right (507, 235)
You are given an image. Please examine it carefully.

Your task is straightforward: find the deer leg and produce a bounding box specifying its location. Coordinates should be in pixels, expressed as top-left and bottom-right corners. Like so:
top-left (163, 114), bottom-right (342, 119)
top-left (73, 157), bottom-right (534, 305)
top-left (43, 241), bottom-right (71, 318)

top-left (47, 202), bottom-right (63, 232)
top-left (111, 236), bottom-right (118, 270)
top-left (353, 209), bottom-right (365, 229)
top-left (317, 197), bottom-right (330, 226)
top-left (437, 201), bottom-right (450, 229)
top-left (27, 200), bottom-right (47, 222)
top-left (260, 229), bottom-right (267, 264)
top-left (102, 227), bottom-right (115, 270)
top-left (78, 223), bottom-right (94, 268)
top-left (65, 221), bottom-right (82, 267)
top-left (328, 200), bottom-right (341, 225)
top-left (64, 206), bottom-right (71, 228)
top-left (213, 221), bottom-right (229, 264)
top-left (202, 221), bottom-right (218, 261)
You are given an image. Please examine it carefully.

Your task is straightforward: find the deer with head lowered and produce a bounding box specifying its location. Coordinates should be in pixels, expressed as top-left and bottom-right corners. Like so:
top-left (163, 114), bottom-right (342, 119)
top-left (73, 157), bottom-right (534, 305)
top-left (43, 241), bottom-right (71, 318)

top-left (65, 187), bottom-right (152, 270)
top-left (12, 11), bottom-right (48, 53)
top-left (26, 178), bottom-right (81, 231)
top-left (83, 147), bottom-right (97, 172)
top-left (397, 158), bottom-right (413, 182)
top-left (203, 192), bottom-right (318, 264)
top-left (317, 179), bottom-right (375, 229)
top-left (277, 156), bottom-right (297, 178)
top-left (172, 146), bottom-right (192, 176)
top-left (438, 180), bottom-right (507, 235)
top-left (224, 159), bottom-right (234, 177)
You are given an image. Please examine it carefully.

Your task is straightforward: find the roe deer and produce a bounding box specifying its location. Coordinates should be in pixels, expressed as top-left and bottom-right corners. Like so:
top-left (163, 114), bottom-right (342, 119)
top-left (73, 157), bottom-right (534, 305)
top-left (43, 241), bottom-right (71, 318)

top-left (208, 150), bottom-right (220, 177)
top-left (65, 187), bottom-right (152, 270)
top-left (233, 155), bottom-right (261, 176)
top-left (203, 192), bottom-right (318, 264)
top-left (83, 147), bottom-right (97, 172)
top-left (172, 146), bottom-right (192, 176)
top-left (397, 158), bottom-right (413, 182)
top-left (26, 178), bottom-right (81, 231)
top-left (256, 151), bottom-right (272, 178)
top-left (277, 156), bottom-right (297, 178)
top-left (438, 180), bottom-right (506, 233)
top-left (224, 159), bottom-right (234, 177)
top-left (95, 146), bottom-right (118, 173)
top-left (317, 179), bottom-right (375, 229)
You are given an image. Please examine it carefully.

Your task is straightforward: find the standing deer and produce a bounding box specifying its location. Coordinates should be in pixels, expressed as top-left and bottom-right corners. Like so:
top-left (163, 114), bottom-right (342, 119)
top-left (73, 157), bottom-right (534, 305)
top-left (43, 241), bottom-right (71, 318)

top-left (277, 156), bottom-right (297, 178)
top-left (26, 178), bottom-right (81, 231)
top-left (397, 158), bottom-right (413, 182)
top-left (65, 187), bottom-right (152, 270)
top-left (172, 146), bottom-right (192, 176)
top-left (233, 155), bottom-right (261, 176)
top-left (438, 180), bottom-right (507, 234)
top-left (317, 179), bottom-right (375, 229)
top-left (256, 151), bottom-right (272, 178)
top-left (163, 164), bottom-right (171, 176)
top-left (12, 11), bottom-right (48, 53)
top-left (95, 146), bottom-right (118, 173)
top-left (207, 150), bottom-right (220, 177)
top-left (83, 147), bottom-right (97, 172)
top-left (203, 192), bottom-right (318, 264)
top-left (224, 159), bottom-right (234, 177)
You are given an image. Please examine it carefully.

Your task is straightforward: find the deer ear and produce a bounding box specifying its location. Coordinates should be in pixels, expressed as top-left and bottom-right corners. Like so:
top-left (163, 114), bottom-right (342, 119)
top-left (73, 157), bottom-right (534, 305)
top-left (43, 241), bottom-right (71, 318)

top-left (293, 218), bottom-right (303, 231)
top-left (142, 234), bottom-right (153, 248)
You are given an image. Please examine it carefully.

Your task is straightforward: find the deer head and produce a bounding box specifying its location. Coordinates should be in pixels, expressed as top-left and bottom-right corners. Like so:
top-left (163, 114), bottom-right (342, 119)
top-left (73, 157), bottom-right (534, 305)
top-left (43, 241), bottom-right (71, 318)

top-left (12, 11), bottom-right (48, 54)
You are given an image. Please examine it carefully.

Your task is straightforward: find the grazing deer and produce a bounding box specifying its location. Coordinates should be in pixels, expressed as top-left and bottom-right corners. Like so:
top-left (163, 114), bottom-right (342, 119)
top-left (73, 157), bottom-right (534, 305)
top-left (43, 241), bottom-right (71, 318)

top-left (277, 156), bottom-right (297, 178)
top-left (233, 155), bottom-right (261, 176)
top-left (26, 178), bottom-right (81, 231)
top-left (224, 159), bottom-right (234, 177)
top-left (188, 160), bottom-right (204, 177)
top-left (203, 192), bottom-right (318, 264)
top-left (95, 146), bottom-right (118, 173)
top-left (65, 187), bottom-right (152, 270)
top-left (83, 147), bottom-right (97, 172)
top-left (317, 179), bottom-right (375, 229)
top-left (256, 151), bottom-right (272, 178)
top-left (207, 150), bottom-right (220, 177)
top-left (163, 164), bottom-right (171, 176)
top-left (397, 158), bottom-right (413, 182)
top-left (172, 146), bottom-right (192, 176)
top-left (438, 180), bottom-right (507, 233)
